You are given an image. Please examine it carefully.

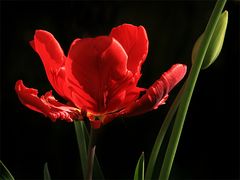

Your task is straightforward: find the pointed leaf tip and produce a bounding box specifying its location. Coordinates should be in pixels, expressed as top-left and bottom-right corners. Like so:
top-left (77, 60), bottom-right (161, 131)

top-left (44, 162), bottom-right (51, 180)
top-left (134, 152), bottom-right (145, 180)
top-left (0, 160), bottom-right (15, 180)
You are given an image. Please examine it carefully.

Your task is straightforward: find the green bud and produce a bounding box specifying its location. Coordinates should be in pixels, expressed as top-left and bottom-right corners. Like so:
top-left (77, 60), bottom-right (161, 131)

top-left (192, 10), bottom-right (228, 69)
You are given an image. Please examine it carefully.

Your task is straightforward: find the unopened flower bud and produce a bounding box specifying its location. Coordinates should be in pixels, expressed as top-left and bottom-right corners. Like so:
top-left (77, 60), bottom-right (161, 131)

top-left (192, 11), bottom-right (228, 69)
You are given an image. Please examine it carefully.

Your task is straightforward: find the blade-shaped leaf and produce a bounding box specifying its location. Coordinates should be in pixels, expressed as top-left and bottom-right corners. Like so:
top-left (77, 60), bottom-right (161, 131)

top-left (93, 156), bottom-right (105, 179)
top-left (134, 152), bottom-right (144, 180)
top-left (159, 1), bottom-right (227, 180)
top-left (145, 85), bottom-right (185, 180)
top-left (44, 162), bottom-right (51, 180)
top-left (0, 160), bottom-right (14, 180)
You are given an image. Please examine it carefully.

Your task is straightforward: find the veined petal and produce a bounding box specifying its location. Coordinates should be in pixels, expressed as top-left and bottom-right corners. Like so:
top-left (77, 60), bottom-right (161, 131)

top-left (67, 36), bottom-right (141, 114)
top-left (110, 24), bottom-right (149, 77)
top-left (103, 64), bottom-right (187, 122)
top-left (15, 80), bottom-right (82, 122)
top-left (30, 30), bottom-right (68, 99)
top-left (106, 73), bottom-right (144, 113)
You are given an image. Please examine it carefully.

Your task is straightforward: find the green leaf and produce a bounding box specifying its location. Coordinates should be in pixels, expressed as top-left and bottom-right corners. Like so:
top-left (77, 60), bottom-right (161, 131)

top-left (93, 154), bottom-right (105, 179)
top-left (43, 162), bottom-right (51, 180)
top-left (159, 1), bottom-right (227, 180)
top-left (0, 160), bottom-right (14, 180)
top-left (192, 11), bottom-right (228, 69)
top-left (145, 85), bottom-right (185, 180)
top-left (134, 152), bottom-right (144, 180)
top-left (74, 121), bottom-right (104, 179)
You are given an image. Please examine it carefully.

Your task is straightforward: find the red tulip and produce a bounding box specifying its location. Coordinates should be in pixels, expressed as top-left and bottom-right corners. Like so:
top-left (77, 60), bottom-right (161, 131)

top-left (15, 24), bottom-right (187, 128)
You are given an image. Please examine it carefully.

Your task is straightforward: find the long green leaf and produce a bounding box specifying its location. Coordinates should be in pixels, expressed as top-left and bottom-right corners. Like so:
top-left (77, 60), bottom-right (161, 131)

top-left (93, 154), bottom-right (105, 179)
top-left (44, 162), bottom-right (51, 180)
top-left (145, 84), bottom-right (185, 180)
top-left (159, 1), bottom-right (227, 180)
top-left (134, 152), bottom-right (144, 180)
top-left (0, 160), bottom-right (14, 180)
top-left (74, 121), bottom-right (104, 179)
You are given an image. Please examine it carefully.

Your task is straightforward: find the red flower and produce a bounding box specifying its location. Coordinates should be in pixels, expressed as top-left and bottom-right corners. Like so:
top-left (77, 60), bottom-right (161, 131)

top-left (15, 24), bottom-right (187, 128)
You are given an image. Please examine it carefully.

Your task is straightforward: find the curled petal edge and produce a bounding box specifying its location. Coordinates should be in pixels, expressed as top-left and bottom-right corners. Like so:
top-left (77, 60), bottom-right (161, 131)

top-left (15, 80), bottom-right (83, 122)
top-left (102, 64), bottom-right (187, 125)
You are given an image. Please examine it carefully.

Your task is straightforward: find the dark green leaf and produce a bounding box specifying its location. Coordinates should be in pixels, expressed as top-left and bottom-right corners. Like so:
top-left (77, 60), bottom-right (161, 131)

top-left (145, 85), bottom-right (185, 180)
top-left (134, 152), bottom-right (144, 180)
top-left (93, 156), bottom-right (105, 179)
top-left (44, 162), bottom-right (51, 180)
top-left (0, 160), bottom-right (14, 180)
top-left (159, 1), bottom-right (227, 180)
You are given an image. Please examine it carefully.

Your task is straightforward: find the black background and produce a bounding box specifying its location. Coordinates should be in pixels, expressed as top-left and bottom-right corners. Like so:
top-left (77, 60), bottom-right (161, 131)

top-left (1, 1), bottom-right (239, 179)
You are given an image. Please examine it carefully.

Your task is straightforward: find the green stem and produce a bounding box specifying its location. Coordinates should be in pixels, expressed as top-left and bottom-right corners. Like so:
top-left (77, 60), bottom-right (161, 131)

top-left (74, 121), bottom-right (88, 179)
top-left (86, 128), bottom-right (96, 180)
top-left (158, 1), bottom-right (227, 180)
top-left (145, 84), bottom-right (185, 179)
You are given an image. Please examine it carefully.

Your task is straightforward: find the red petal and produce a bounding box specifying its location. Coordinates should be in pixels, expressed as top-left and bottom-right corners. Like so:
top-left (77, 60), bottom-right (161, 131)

top-left (115, 64), bottom-right (187, 117)
top-left (106, 73), bottom-right (144, 113)
top-left (110, 24), bottom-right (149, 77)
top-left (15, 80), bottom-right (82, 122)
top-left (31, 30), bottom-right (69, 99)
top-left (67, 36), bottom-right (141, 114)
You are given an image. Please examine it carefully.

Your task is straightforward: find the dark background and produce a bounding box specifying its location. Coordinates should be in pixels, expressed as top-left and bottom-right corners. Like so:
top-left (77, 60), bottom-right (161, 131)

top-left (1, 1), bottom-right (239, 179)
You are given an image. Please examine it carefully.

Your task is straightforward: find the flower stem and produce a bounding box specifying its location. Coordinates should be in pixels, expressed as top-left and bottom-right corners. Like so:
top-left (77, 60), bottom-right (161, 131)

top-left (74, 121), bottom-right (88, 179)
top-left (86, 128), bottom-right (96, 180)
top-left (158, 1), bottom-right (227, 180)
